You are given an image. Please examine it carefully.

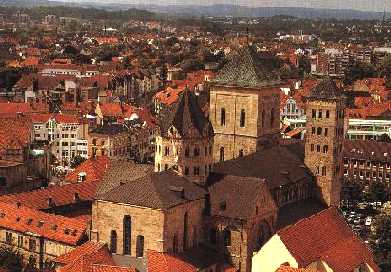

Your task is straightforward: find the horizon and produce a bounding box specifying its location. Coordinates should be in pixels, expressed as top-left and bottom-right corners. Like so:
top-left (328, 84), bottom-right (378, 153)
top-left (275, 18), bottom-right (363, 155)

top-left (54, 0), bottom-right (389, 13)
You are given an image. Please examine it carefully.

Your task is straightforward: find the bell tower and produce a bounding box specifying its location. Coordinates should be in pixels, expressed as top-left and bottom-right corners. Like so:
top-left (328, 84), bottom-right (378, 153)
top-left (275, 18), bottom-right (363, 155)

top-left (304, 79), bottom-right (346, 207)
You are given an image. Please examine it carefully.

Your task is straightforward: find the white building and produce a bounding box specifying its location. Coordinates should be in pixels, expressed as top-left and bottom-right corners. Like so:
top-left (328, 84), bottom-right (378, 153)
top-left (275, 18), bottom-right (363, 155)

top-left (31, 114), bottom-right (88, 166)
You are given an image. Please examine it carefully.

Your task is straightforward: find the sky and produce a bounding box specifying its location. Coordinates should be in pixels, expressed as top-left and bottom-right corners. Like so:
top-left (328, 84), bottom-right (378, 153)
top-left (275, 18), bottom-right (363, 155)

top-left (58, 0), bottom-right (390, 12)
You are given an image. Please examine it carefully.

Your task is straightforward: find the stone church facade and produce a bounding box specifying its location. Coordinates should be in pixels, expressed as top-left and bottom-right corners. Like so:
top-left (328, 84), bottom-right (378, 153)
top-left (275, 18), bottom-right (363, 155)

top-left (90, 46), bottom-right (346, 272)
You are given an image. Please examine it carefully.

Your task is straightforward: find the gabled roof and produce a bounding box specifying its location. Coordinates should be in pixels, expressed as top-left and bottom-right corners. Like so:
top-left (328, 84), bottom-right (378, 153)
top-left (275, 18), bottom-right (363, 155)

top-left (147, 247), bottom-right (224, 272)
top-left (99, 170), bottom-right (206, 210)
top-left (213, 46), bottom-right (280, 88)
top-left (0, 201), bottom-right (86, 245)
top-left (213, 143), bottom-right (312, 190)
top-left (208, 175), bottom-right (277, 220)
top-left (307, 78), bottom-right (342, 100)
top-left (65, 156), bottom-right (110, 184)
top-left (278, 208), bottom-right (380, 272)
top-left (96, 160), bottom-right (153, 198)
top-left (158, 89), bottom-right (213, 138)
top-left (55, 241), bottom-right (134, 272)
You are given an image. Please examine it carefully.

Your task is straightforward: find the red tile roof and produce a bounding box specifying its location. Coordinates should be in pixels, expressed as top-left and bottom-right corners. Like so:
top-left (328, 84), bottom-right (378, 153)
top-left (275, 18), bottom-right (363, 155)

top-left (98, 103), bottom-right (124, 117)
top-left (57, 242), bottom-right (115, 272)
top-left (65, 156), bottom-right (110, 184)
top-left (278, 208), bottom-right (380, 272)
top-left (0, 182), bottom-right (98, 211)
top-left (0, 115), bottom-right (32, 155)
top-left (147, 250), bottom-right (197, 272)
top-left (0, 201), bottom-right (86, 245)
top-left (0, 103), bottom-right (33, 115)
top-left (55, 241), bottom-right (113, 265)
top-left (55, 241), bottom-right (135, 272)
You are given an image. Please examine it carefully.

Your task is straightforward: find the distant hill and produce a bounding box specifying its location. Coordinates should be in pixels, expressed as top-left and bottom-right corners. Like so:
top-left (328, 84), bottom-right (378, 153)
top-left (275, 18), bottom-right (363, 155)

top-left (134, 4), bottom-right (387, 20)
top-left (0, 0), bottom-right (388, 20)
top-left (0, 0), bottom-right (156, 21)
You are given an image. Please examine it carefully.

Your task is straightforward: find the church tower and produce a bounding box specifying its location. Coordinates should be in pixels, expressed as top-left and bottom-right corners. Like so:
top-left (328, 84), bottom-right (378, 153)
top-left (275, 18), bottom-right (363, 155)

top-left (209, 46), bottom-right (281, 162)
top-left (155, 89), bottom-right (214, 184)
top-left (304, 79), bottom-right (346, 207)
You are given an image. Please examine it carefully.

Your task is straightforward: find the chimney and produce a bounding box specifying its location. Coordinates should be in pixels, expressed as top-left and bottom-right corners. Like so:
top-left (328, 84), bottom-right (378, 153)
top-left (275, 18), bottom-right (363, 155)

top-left (16, 202), bottom-right (21, 208)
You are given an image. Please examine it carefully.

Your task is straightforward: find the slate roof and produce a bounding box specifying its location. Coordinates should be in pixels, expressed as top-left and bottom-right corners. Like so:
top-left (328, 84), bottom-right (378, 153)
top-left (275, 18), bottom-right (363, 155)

top-left (213, 46), bottom-right (280, 88)
top-left (96, 160), bottom-right (153, 198)
top-left (278, 208), bottom-right (380, 272)
top-left (208, 175), bottom-right (277, 220)
top-left (98, 170), bottom-right (206, 210)
top-left (158, 89), bottom-right (213, 138)
top-left (212, 144), bottom-right (312, 190)
top-left (307, 78), bottom-right (342, 100)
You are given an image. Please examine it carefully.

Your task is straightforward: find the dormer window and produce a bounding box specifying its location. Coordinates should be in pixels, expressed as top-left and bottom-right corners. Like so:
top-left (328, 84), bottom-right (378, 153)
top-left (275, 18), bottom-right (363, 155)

top-left (78, 172), bottom-right (86, 182)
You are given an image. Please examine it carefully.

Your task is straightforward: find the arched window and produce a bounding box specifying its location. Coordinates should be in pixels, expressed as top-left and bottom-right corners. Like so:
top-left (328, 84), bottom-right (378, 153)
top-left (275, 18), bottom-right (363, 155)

top-left (220, 108), bottom-right (226, 126)
top-left (270, 108), bottom-right (274, 126)
top-left (323, 145), bottom-right (329, 154)
top-left (136, 235), bottom-right (144, 257)
top-left (185, 147), bottom-right (189, 157)
top-left (123, 216), bottom-right (131, 255)
top-left (219, 147), bottom-right (225, 162)
top-left (110, 230), bottom-right (117, 253)
top-left (262, 110), bottom-right (265, 128)
top-left (183, 212), bottom-right (188, 250)
top-left (240, 109), bottom-right (246, 127)
top-left (326, 110), bottom-right (330, 118)
top-left (223, 228), bottom-right (231, 246)
top-left (239, 149), bottom-right (244, 157)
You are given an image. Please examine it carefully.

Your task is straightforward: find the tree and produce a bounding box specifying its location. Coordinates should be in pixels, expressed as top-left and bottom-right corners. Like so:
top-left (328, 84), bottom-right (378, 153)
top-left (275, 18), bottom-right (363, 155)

top-left (0, 246), bottom-right (23, 271)
top-left (368, 181), bottom-right (389, 203)
top-left (344, 61), bottom-right (376, 85)
top-left (70, 155), bottom-right (86, 169)
top-left (380, 54), bottom-right (391, 88)
top-left (370, 214), bottom-right (391, 265)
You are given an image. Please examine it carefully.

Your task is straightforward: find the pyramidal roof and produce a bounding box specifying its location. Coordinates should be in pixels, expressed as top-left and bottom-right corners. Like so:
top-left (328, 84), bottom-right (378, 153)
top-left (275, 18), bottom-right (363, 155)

top-left (308, 78), bottom-right (342, 100)
top-left (158, 89), bottom-right (213, 138)
top-left (213, 45), bottom-right (281, 88)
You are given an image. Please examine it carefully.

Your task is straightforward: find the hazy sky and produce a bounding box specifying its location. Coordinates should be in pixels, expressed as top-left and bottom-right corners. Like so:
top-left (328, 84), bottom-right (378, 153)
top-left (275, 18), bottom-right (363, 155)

top-left (58, 0), bottom-right (390, 12)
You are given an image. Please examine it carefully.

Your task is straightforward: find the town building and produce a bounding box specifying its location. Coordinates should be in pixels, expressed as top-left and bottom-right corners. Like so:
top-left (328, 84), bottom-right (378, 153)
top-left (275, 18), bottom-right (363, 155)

top-left (252, 208), bottom-right (379, 272)
top-left (154, 89), bottom-right (214, 184)
top-left (304, 79), bottom-right (345, 207)
top-left (0, 201), bottom-right (87, 271)
top-left (210, 46), bottom-right (281, 162)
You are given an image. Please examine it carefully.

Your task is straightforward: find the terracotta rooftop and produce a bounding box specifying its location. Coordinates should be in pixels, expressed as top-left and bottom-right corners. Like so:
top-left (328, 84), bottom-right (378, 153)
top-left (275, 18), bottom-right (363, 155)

top-left (65, 156), bottom-right (110, 184)
top-left (278, 208), bottom-right (380, 272)
top-left (0, 182), bottom-right (98, 211)
top-left (0, 201), bottom-right (86, 245)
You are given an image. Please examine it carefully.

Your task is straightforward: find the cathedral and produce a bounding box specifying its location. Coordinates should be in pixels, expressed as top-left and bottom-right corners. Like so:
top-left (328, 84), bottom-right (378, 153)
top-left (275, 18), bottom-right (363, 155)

top-left (90, 46), bottom-right (346, 272)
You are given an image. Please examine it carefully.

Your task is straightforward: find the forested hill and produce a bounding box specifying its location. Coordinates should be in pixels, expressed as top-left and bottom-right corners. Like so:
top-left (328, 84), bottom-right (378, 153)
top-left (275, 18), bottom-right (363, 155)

top-left (0, 3), bottom-right (156, 21)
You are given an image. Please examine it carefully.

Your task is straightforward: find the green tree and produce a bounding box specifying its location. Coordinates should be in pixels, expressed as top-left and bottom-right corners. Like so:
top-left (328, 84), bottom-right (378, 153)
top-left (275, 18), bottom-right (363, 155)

top-left (344, 61), bottom-right (376, 85)
top-left (380, 54), bottom-right (391, 88)
top-left (370, 214), bottom-right (391, 266)
top-left (0, 246), bottom-right (23, 271)
top-left (368, 181), bottom-right (389, 203)
top-left (70, 155), bottom-right (86, 169)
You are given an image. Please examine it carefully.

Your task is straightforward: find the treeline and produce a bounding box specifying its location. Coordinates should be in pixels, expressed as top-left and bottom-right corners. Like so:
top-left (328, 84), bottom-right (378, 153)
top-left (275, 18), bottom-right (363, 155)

top-left (0, 6), bottom-right (156, 22)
